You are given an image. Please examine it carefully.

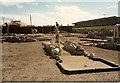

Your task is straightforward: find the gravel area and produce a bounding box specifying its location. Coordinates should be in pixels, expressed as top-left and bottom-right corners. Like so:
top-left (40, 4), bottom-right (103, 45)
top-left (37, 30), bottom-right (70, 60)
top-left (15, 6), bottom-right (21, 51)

top-left (2, 36), bottom-right (120, 81)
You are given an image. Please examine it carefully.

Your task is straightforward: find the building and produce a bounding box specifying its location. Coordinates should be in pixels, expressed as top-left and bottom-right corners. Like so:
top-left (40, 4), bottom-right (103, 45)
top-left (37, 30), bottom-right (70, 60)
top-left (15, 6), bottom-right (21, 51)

top-left (2, 20), bottom-right (36, 34)
top-left (2, 20), bottom-right (73, 34)
top-left (73, 16), bottom-right (120, 28)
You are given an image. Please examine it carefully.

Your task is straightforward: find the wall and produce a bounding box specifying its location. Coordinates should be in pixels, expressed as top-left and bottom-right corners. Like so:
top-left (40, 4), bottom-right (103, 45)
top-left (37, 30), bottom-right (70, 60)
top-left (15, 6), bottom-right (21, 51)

top-left (2, 25), bottom-right (73, 34)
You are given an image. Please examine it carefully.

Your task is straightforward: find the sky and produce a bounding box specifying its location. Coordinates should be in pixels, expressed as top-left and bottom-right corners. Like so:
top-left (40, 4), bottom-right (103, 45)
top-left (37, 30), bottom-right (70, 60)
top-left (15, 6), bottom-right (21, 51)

top-left (0, 0), bottom-right (120, 26)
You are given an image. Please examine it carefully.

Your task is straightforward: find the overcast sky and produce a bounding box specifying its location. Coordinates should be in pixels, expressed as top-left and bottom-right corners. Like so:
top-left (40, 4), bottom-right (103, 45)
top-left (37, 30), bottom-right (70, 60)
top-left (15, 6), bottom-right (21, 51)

top-left (1, 0), bottom-right (120, 26)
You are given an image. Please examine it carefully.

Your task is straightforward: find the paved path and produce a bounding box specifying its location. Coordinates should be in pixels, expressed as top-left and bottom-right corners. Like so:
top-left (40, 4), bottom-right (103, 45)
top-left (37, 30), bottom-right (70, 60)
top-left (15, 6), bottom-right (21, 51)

top-left (60, 44), bottom-right (111, 70)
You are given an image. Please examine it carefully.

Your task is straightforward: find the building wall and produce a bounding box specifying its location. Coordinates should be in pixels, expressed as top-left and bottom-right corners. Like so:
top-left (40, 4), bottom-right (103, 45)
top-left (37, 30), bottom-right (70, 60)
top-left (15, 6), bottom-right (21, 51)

top-left (2, 26), bottom-right (33, 34)
top-left (2, 25), bottom-right (73, 34)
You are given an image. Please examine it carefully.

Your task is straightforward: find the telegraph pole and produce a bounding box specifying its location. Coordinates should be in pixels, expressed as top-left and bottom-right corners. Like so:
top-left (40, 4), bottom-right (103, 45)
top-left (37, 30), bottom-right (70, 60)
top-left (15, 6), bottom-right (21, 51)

top-left (2, 17), bottom-right (4, 24)
top-left (30, 14), bottom-right (32, 25)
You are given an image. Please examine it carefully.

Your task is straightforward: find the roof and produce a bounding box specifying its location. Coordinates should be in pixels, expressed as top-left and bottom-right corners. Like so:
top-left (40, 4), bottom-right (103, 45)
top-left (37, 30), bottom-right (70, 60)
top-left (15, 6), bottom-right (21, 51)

top-left (8, 20), bottom-right (27, 27)
top-left (73, 16), bottom-right (118, 24)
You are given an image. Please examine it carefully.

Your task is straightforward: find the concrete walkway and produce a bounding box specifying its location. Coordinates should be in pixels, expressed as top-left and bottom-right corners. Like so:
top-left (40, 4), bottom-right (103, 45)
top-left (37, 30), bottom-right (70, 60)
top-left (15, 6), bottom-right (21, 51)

top-left (60, 44), bottom-right (111, 70)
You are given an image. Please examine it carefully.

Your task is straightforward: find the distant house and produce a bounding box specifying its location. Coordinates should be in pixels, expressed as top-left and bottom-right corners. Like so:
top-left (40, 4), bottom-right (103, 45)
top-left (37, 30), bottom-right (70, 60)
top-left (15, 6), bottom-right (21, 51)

top-left (73, 16), bottom-right (120, 28)
top-left (2, 20), bottom-right (73, 34)
top-left (2, 20), bottom-right (35, 34)
top-left (8, 20), bottom-right (27, 27)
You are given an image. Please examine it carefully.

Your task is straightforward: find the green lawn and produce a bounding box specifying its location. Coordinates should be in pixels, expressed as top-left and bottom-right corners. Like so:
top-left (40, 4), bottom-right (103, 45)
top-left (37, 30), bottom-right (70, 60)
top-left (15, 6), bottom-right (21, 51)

top-left (73, 25), bottom-right (114, 30)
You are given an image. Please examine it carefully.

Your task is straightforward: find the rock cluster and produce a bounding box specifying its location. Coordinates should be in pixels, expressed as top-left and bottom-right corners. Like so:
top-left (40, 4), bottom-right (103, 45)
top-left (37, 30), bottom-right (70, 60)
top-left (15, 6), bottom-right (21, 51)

top-left (43, 42), bottom-right (62, 62)
top-left (63, 40), bottom-right (85, 55)
top-left (96, 40), bottom-right (120, 51)
top-left (77, 29), bottom-right (113, 38)
top-left (4, 36), bottom-right (37, 42)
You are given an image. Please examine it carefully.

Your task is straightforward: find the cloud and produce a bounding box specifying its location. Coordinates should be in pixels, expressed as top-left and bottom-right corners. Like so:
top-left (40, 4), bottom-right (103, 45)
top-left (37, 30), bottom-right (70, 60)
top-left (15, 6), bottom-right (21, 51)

top-left (32, 2), bottom-right (38, 6)
top-left (30, 13), bottom-right (56, 25)
top-left (1, 0), bottom-right (36, 6)
top-left (57, 0), bottom-right (61, 2)
top-left (16, 4), bottom-right (24, 8)
top-left (1, 14), bottom-right (29, 24)
top-left (1, 5), bottom-right (98, 25)
top-left (107, 6), bottom-right (118, 9)
top-left (55, 5), bottom-right (98, 24)
top-left (46, 4), bottom-right (50, 8)
top-left (1, 13), bottom-right (56, 26)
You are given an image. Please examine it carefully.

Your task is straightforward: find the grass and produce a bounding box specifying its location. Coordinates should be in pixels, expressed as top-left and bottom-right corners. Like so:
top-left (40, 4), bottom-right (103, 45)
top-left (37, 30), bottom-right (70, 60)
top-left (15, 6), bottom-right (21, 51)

top-left (73, 25), bottom-right (114, 30)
